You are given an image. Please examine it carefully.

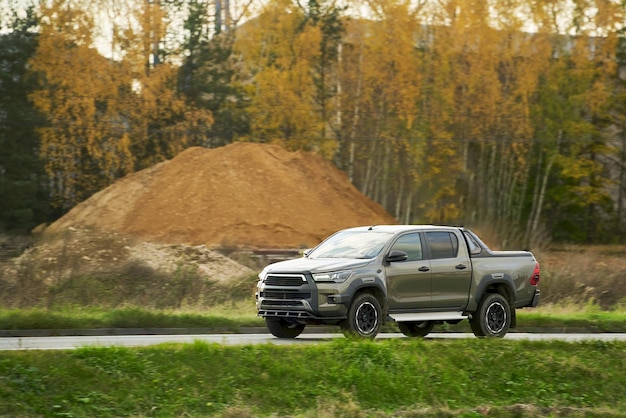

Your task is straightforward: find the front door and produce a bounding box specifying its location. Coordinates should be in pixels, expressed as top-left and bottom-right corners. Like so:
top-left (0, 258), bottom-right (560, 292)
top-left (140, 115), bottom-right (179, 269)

top-left (385, 232), bottom-right (432, 310)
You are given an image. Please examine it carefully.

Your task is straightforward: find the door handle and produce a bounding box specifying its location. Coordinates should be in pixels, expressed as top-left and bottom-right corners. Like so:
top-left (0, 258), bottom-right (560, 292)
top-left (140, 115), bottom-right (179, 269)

top-left (455, 264), bottom-right (467, 270)
top-left (418, 266), bottom-right (430, 272)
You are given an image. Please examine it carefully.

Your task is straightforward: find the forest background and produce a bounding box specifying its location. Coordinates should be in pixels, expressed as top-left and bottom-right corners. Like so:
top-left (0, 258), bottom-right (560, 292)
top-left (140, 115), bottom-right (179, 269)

top-left (1, 0), bottom-right (626, 248)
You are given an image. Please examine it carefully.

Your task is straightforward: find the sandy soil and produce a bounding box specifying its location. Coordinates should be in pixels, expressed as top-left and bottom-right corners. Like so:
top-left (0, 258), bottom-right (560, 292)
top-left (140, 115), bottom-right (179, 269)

top-left (46, 142), bottom-right (397, 249)
top-left (1, 143), bottom-right (397, 300)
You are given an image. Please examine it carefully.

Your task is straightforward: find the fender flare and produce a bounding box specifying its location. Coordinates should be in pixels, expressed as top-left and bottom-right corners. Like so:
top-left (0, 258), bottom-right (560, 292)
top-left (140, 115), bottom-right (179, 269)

top-left (342, 276), bottom-right (388, 315)
top-left (468, 275), bottom-right (517, 311)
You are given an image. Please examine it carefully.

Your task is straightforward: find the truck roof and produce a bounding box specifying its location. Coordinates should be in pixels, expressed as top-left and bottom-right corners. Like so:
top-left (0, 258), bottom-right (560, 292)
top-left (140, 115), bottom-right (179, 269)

top-left (344, 225), bottom-right (463, 233)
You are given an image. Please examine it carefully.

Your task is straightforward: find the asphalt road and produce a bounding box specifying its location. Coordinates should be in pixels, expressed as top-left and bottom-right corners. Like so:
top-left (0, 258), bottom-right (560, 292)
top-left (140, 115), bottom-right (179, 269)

top-left (1, 332), bottom-right (626, 351)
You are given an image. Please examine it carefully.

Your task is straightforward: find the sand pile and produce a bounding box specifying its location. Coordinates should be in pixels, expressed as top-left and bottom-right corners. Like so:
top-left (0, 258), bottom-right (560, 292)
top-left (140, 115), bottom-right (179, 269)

top-left (2, 227), bottom-right (253, 285)
top-left (47, 142), bottom-right (397, 248)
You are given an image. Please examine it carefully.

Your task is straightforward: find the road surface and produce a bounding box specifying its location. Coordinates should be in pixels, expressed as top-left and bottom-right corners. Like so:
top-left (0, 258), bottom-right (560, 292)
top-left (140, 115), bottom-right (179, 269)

top-left (1, 332), bottom-right (626, 351)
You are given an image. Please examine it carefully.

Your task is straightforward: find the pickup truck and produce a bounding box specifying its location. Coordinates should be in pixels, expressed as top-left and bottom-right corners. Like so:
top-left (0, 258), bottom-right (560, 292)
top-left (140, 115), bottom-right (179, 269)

top-left (256, 225), bottom-right (540, 339)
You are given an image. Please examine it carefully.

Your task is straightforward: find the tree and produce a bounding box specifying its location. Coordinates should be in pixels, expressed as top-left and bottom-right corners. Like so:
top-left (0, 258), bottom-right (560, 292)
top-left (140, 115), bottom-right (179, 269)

top-left (29, 0), bottom-right (135, 210)
top-left (335, 1), bottom-right (432, 223)
top-left (611, 23), bottom-right (626, 242)
top-left (435, 0), bottom-right (552, 242)
top-left (111, 0), bottom-right (213, 168)
top-left (29, 0), bottom-right (213, 210)
top-left (0, 5), bottom-right (50, 231)
top-left (177, 0), bottom-right (250, 147)
top-left (235, 0), bottom-right (328, 152)
top-left (299, 0), bottom-right (345, 141)
top-left (529, 0), bottom-right (622, 243)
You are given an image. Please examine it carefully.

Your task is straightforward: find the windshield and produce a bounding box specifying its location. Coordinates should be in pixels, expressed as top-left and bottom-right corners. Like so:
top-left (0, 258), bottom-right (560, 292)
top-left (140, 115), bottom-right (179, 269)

top-left (308, 230), bottom-right (393, 259)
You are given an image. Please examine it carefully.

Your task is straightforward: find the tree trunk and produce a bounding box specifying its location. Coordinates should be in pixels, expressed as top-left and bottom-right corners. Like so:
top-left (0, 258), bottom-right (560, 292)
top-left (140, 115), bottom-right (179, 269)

top-left (617, 132), bottom-right (626, 243)
top-left (395, 176), bottom-right (404, 220)
top-left (515, 148), bottom-right (531, 226)
top-left (404, 188), bottom-right (413, 224)
top-left (524, 146), bottom-right (543, 246)
top-left (347, 46), bottom-right (363, 183)
top-left (529, 154), bottom-right (554, 246)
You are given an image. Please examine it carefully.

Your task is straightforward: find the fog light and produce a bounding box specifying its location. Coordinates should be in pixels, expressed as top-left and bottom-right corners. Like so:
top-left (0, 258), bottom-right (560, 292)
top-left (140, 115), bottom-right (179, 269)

top-left (327, 295), bottom-right (340, 304)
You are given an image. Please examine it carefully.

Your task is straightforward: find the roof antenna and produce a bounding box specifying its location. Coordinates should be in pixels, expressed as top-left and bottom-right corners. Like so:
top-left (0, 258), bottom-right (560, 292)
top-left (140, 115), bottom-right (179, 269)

top-left (368, 225), bottom-right (376, 230)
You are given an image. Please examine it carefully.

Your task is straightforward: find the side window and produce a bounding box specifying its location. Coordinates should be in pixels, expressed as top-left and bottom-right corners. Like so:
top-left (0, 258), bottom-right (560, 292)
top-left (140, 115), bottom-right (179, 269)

top-left (426, 232), bottom-right (459, 259)
top-left (390, 233), bottom-right (423, 262)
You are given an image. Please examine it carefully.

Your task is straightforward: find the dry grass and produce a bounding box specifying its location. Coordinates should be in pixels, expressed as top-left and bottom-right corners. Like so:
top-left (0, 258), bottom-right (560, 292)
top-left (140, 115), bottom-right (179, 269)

top-left (0, 228), bottom-right (257, 310)
top-left (535, 244), bottom-right (626, 309)
top-left (468, 220), bottom-right (626, 310)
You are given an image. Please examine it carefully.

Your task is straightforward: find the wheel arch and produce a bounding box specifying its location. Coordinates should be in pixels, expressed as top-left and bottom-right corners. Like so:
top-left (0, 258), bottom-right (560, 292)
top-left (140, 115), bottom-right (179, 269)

top-left (351, 284), bottom-right (387, 324)
top-left (471, 280), bottom-right (517, 330)
top-left (470, 277), bottom-right (516, 311)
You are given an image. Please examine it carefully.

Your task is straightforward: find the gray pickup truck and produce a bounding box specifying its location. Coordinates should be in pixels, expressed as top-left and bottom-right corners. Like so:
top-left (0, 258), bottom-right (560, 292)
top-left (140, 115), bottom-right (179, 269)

top-left (256, 225), bottom-right (540, 339)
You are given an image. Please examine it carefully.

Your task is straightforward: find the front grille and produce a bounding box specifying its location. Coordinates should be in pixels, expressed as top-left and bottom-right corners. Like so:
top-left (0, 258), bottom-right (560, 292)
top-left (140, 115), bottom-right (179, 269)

top-left (261, 291), bottom-right (311, 299)
top-left (260, 273), bottom-right (311, 312)
top-left (261, 300), bottom-right (305, 307)
top-left (264, 274), bottom-right (307, 286)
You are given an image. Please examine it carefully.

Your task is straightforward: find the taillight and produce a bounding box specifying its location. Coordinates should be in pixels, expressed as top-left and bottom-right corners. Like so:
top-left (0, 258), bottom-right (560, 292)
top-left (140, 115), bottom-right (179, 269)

top-left (530, 262), bottom-right (540, 286)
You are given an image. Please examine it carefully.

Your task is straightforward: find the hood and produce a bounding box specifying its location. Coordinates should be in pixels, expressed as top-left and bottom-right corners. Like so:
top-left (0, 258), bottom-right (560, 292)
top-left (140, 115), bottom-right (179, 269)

top-left (262, 257), bottom-right (372, 274)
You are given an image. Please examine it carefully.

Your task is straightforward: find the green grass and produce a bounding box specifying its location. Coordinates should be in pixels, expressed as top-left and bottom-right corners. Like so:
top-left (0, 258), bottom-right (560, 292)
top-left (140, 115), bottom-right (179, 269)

top-left (0, 338), bottom-right (625, 417)
top-left (517, 309), bottom-right (626, 332)
top-left (1, 305), bottom-right (626, 333)
top-left (0, 305), bottom-right (264, 332)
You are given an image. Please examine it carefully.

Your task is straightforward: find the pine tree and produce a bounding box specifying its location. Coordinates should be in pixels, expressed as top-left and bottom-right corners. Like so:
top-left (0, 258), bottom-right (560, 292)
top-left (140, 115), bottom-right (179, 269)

top-left (0, 6), bottom-right (51, 231)
top-left (177, 0), bottom-right (250, 146)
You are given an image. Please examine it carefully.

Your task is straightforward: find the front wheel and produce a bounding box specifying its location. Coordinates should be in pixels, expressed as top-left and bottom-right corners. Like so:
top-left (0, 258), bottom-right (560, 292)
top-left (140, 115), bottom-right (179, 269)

top-left (340, 293), bottom-right (382, 339)
top-left (398, 321), bottom-right (434, 337)
top-left (469, 293), bottom-right (511, 338)
top-left (265, 318), bottom-right (305, 338)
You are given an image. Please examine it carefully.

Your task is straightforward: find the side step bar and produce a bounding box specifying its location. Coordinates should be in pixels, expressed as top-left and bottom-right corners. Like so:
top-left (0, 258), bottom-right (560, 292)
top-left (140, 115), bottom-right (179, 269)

top-left (389, 311), bottom-right (468, 322)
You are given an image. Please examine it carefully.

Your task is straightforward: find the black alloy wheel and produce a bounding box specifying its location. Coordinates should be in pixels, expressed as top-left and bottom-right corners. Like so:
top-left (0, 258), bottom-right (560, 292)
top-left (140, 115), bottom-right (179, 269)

top-left (341, 292), bottom-right (382, 339)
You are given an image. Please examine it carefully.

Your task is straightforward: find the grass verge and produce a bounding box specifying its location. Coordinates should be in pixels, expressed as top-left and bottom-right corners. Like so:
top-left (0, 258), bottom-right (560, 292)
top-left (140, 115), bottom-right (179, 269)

top-left (0, 338), bottom-right (625, 417)
top-left (1, 305), bottom-right (625, 333)
top-left (0, 305), bottom-right (263, 332)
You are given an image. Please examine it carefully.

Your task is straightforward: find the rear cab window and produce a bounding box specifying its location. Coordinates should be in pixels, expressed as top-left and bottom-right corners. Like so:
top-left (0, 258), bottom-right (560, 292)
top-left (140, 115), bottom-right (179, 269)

top-left (425, 231), bottom-right (459, 259)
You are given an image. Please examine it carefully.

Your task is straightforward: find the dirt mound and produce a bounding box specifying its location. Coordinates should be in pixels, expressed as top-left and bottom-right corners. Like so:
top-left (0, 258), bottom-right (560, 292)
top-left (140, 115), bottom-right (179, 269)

top-left (0, 227), bottom-right (256, 308)
top-left (3, 227), bottom-right (254, 285)
top-left (47, 142), bottom-right (397, 248)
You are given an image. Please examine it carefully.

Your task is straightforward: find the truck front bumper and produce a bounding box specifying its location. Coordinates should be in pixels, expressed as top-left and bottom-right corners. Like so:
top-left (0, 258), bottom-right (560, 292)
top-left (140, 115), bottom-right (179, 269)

top-left (256, 273), bottom-right (348, 324)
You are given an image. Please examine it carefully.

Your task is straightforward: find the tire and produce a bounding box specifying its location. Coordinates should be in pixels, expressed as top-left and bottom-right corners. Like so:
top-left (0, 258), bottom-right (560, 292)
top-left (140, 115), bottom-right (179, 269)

top-left (469, 293), bottom-right (511, 338)
top-left (265, 318), bottom-right (305, 338)
top-left (398, 321), bottom-right (434, 338)
top-left (340, 292), bottom-right (382, 339)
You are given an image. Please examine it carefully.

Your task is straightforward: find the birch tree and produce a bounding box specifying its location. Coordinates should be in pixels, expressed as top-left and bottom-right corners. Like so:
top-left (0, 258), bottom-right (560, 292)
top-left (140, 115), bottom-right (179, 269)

top-left (339, 1), bottom-right (429, 223)
top-left (111, 0), bottom-right (213, 168)
top-left (29, 0), bottom-right (213, 210)
top-left (30, 0), bottom-right (134, 209)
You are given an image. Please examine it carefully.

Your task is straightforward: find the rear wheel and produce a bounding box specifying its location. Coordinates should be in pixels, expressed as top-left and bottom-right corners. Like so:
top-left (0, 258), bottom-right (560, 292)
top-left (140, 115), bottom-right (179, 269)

top-left (469, 293), bottom-right (511, 338)
top-left (340, 293), bottom-right (382, 339)
top-left (398, 321), bottom-right (434, 337)
top-left (265, 318), bottom-right (305, 338)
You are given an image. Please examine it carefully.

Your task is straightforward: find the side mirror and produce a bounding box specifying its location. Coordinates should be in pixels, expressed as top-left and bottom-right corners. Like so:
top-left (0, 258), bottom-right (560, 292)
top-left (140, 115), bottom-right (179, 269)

top-left (386, 250), bottom-right (408, 263)
top-left (302, 249), bottom-right (312, 257)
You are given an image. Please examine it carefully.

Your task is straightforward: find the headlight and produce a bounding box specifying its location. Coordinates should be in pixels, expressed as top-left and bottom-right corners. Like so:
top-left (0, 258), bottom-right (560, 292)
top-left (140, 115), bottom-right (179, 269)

top-left (312, 270), bottom-right (352, 283)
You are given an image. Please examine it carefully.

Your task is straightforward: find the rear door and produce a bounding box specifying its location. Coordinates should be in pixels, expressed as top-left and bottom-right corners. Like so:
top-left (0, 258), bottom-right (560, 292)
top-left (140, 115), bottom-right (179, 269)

top-left (385, 232), bottom-right (432, 310)
top-left (426, 231), bottom-right (472, 309)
